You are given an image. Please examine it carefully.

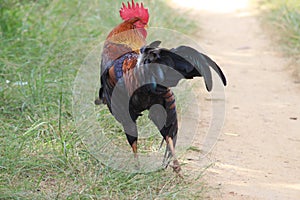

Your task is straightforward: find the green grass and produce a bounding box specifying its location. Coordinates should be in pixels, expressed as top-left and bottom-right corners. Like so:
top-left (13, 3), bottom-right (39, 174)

top-left (259, 0), bottom-right (300, 77)
top-left (0, 0), bottom-right (208, 199)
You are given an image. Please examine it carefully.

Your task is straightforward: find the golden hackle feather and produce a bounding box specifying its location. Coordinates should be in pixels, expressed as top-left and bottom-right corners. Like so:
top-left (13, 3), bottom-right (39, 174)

top-left (106, 18), bottom-right (146, 53)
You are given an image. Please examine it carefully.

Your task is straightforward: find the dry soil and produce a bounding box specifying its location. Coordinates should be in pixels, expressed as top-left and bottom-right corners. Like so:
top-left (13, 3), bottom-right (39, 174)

top-left (171, 0), bottom-right (300, 199)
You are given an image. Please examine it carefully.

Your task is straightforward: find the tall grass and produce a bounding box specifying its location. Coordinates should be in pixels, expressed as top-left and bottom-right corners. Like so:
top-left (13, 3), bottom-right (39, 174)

top-left (259, 0), bottom-right (300, 77)
top-left (0, 0), bottom-right (206, 199)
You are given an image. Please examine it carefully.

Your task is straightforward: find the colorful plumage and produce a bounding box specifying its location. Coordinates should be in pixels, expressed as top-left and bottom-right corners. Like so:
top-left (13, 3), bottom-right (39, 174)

top-left (95, 0), bottom-right (227, 173)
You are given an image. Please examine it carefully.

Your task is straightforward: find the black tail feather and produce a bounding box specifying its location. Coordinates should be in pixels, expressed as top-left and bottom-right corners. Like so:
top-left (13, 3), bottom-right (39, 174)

top-left (138, 41), bottom-right (227, 91)
top-left (171, 46), bottom-right (227, 91)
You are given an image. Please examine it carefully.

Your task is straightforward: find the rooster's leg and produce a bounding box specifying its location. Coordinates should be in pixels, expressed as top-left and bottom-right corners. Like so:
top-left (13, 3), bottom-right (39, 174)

top-left (131, 140), bottom-right (138, 158)
top-left (125, 133), bottom-right (140, 168)
top-left (131, 140), bottom-right (140, 169)
top-left (126, 134), bottom-right (138, 157)
top-left (166, 136), bottom-right (181, 173)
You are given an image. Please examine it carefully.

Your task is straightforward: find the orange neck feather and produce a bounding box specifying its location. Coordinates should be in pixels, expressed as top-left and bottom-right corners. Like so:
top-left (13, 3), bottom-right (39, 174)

top-left (106, 18), bottom-right (147, 52)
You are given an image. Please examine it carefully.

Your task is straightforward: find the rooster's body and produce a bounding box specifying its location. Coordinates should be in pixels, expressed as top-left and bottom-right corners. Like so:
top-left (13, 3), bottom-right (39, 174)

top-left (96, 0), bottom-right (227, 173)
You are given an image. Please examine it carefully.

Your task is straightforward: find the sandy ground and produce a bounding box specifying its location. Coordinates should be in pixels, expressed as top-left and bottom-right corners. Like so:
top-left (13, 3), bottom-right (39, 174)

top-left (171, 0), bottom-right (300, 199)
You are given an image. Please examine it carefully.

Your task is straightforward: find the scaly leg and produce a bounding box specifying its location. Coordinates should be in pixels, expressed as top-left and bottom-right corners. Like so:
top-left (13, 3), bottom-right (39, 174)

top-left (131, 140), bottom-right (138, 159)
top-left (166, 136), bottom-right (181, 173)
top-left (131, 140), bottom-right (140, 169)
top-left (126, 134), bottom-right (140, 169)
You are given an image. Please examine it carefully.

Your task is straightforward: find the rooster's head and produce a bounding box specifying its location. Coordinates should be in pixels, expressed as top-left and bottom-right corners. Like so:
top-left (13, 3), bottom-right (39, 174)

top-left (119, 0), bottom-right (149, 29)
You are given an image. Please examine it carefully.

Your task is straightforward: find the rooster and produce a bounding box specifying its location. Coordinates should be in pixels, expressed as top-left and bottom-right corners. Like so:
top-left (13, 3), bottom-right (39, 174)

top-left (95, 0), bottom-right (227, 173)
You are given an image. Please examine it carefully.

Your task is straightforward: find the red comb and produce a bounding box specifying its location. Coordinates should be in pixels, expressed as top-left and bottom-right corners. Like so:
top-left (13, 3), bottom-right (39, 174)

top-left (119, 0), bottom-right (149, 23)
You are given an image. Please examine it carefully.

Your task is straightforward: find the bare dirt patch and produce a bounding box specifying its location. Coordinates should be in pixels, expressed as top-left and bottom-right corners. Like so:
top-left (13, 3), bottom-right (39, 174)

top-left (171, 0), bottom-right (300, 199)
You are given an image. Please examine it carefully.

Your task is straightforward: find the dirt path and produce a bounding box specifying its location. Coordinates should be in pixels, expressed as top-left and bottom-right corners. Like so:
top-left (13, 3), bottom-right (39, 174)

top-left (171, 0), bottom-right (300, 199)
